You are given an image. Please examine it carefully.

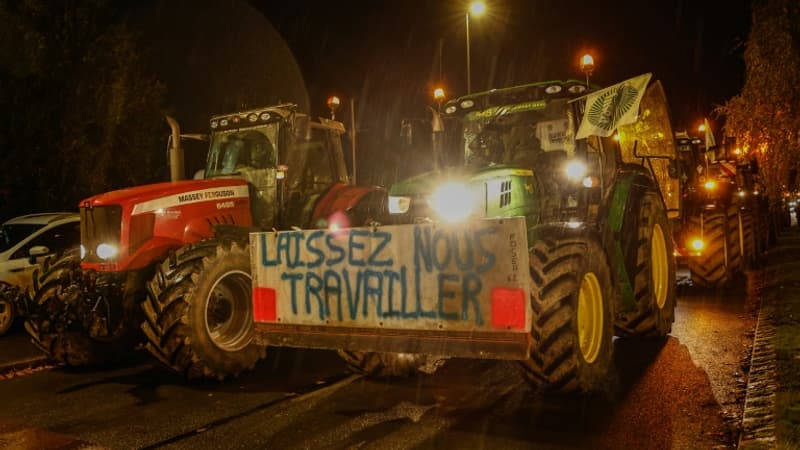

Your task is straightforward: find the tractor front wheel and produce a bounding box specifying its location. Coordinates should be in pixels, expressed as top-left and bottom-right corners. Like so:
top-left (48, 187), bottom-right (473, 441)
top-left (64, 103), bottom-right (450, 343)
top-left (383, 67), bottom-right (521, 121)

top-left (518, 235), bottom-right (615, 394)
top-left (141, 240), bottom-right (266, 380)
top-left (24, 250), bottom-right (142, 366)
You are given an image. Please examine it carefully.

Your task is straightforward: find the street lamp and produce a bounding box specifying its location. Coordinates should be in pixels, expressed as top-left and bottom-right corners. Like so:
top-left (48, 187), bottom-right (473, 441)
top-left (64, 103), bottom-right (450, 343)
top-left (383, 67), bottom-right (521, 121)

top-left (580, 53), bottom-right (595, 87)
top-left (433, 87), bottom-right (445, 112)
top-left (466, 1), bottom-right (486, 94)
top-left (327, 95), bottom-right (341, 120)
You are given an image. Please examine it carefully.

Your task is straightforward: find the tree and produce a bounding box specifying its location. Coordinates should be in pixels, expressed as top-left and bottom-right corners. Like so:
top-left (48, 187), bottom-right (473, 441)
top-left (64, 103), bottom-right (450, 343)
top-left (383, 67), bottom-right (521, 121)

top-left (719, 0), bottom-right (800, 201)
top-left (0, 1), bottom-right (165, 218)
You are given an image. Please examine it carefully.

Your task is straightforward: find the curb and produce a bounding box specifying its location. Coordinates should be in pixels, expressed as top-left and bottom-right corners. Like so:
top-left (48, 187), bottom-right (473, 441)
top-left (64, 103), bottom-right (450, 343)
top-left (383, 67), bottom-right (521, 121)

top-left (0, 355), bottom-right (49, 375)
top-left (738, 272), bottom-right (777, 449)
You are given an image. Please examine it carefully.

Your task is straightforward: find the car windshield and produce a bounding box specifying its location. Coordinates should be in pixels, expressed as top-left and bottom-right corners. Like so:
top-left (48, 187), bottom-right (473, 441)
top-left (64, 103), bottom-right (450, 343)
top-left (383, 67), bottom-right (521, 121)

top-left (205, 122), bottom-right (279, 177)
top-left (461, 98), bottom-right (574, 166)
top-left (0, 224), bottom-right (44, 253)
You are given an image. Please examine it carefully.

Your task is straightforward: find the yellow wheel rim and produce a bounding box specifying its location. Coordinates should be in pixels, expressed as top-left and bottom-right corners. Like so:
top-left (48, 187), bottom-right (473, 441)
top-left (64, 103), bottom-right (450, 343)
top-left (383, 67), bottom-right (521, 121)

top-left (577, 272), bottom-right (604, 364)
top-left (651, 223), bottom-right (668, 309)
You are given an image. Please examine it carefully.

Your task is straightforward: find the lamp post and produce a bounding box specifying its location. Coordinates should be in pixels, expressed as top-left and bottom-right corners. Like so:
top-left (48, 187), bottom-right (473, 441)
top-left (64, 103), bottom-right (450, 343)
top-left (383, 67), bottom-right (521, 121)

top-left (580, 53), bottom-right (594, 87)
top-left (466, 1), bottom-right (486, 94)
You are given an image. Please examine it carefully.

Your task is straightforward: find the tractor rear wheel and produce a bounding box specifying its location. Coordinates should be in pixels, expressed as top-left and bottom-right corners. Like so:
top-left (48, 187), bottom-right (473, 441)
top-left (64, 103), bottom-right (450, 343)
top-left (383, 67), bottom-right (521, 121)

top-left (740, 210), bottom-right (758, 268)
top-left (615, 191), bottom-right (676, 338)
top-left (141, 239), bottom-right (266, 380)
top-left (726, 205), bottom-right (744, 274)
top-left (24, 250), bottom-right (142, 366)
top-left (518, 235), bottom-right (615, 394)
top-left (337, 351), bottom-right (432, 377)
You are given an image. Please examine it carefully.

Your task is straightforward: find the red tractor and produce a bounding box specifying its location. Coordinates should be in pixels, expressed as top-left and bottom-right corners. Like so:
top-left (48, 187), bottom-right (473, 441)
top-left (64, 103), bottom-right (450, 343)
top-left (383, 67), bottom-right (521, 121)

top-left (26, 103), bottom-right (385, 379)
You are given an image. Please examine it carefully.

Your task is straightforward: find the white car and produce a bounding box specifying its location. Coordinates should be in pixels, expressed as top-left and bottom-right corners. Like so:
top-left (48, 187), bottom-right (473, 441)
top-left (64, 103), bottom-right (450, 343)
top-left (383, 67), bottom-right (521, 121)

top-left (0, 212), bottom-right (81, 335)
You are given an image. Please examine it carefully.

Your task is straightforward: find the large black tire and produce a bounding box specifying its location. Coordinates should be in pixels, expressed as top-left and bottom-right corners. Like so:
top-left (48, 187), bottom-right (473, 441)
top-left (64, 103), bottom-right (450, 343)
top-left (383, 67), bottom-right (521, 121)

top-left (739, 210), bottom-right (758, 268)
top-left (615, 192), bottom-right (677, 337)
top-left (726, 206), bottom-right (744, 274)
top-left (141, 239), bottom-right (266, 380)
top-left (0, 282), bottom-right (18, 336)
top-left (337, 351), bottom-right (430, 377)
top-left (686, 207), bottom-right (739, 287)
top-left (519, 235), bottom-right (615, 394)
top-left (24, 250), bottom-right (142, 366)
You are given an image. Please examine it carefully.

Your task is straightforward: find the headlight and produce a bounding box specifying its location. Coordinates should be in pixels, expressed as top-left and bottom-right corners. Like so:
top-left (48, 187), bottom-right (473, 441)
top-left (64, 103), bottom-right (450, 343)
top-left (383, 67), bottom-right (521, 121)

top-left (388, 196), bottom-right (411, 214)
top-left (704, 180), bottom-right (717, 190)
top-left (690, 238), bottom-right (705, 251)
top-left (96, 243), bottom-right (119, 260)
top-left (80, 244), bottom-right (86, 260)
top-left (564, 160), bottom-right (587, 181)
top-left (429, 182), bottom-right (478, 223)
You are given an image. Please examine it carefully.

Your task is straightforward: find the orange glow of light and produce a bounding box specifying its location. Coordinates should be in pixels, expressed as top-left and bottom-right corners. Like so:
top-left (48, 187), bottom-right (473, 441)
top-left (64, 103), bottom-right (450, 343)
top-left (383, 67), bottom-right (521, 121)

top-left (434, 87), bottom-right (445, 100)
top-left (580, 54), bottom-right (595, 71)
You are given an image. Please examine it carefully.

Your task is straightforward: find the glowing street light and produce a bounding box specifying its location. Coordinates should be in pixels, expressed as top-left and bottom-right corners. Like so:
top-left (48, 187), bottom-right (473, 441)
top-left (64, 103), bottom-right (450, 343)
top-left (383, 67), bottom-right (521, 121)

top-left (698, 122), bottom-right (706, 133)
top-left (327, 95), bottom-right (341, 120)
top-left (466, 1), bottom-right (486, 94)
top-left (433, 87), bottom-right (445, 112)
top-left (580, 53), bottom-right (595, 87)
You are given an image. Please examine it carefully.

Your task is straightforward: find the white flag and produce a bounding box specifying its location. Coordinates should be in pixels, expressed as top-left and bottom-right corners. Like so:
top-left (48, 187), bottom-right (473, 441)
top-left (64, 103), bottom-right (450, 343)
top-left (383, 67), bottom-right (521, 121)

top-left (576, 73), bottom-right (652, 139)
top-left (703, 118), bottom-right (716, 149)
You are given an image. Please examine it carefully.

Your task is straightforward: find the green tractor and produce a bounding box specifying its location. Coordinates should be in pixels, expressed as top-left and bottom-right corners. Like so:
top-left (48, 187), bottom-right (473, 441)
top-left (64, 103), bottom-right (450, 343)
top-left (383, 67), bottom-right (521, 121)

top-left (248, 75), bottom-right (679, 394)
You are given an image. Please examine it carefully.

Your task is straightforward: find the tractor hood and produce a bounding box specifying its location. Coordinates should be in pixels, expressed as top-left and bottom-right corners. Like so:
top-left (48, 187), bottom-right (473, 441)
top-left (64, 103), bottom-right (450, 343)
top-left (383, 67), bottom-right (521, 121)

top-left (80, 178), bottom-right (249, 208)
top-left (388, 164), bottom-right (531, 197)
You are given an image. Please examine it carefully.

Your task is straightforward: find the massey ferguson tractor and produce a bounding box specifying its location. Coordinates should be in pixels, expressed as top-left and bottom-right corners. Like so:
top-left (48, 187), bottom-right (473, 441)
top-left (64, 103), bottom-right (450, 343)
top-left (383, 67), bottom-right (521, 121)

top-left (245, 74), bottom-right (680, 393)
top-left (26, 103), bottom-right (384, 379)
top-left (672, 134), bottom-right (768, 287)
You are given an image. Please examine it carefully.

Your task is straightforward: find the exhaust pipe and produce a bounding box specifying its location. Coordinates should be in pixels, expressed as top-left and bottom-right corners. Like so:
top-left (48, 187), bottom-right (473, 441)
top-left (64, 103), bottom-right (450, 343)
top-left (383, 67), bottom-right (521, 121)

top-left (166, 115), bottom-right (185, 182)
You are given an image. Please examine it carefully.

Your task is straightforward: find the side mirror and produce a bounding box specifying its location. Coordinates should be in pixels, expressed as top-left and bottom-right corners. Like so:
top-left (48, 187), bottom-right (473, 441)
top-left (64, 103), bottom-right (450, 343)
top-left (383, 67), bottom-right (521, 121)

top-left (28, 245), bottom-right (50, 264)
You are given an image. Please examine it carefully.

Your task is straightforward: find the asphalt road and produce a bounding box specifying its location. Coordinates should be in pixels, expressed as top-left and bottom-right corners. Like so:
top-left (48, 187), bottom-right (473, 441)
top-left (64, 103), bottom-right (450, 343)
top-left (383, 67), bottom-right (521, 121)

top-left (0, 277), bottom-right (755, 449)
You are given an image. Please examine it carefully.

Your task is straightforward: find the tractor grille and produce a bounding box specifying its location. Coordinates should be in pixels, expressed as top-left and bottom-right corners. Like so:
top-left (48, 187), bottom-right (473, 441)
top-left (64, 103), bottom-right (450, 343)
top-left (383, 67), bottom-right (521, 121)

top-left (80, 205), bottom-right (122, 263)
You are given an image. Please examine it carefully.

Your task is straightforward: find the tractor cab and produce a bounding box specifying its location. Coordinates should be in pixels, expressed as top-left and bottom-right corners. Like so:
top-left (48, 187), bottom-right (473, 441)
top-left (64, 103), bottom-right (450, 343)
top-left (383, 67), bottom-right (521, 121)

top-left (204, 105), bottom-right (349, 229)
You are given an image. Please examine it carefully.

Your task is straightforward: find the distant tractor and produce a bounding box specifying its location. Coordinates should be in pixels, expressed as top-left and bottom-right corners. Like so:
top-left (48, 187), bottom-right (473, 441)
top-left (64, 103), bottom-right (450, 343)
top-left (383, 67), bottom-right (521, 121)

top-left (27, 103), bottom-right (385, 379)
top-left (672, 134), bottom-right (768, 287)
top-left (245, 75), bottom-right (680, 393)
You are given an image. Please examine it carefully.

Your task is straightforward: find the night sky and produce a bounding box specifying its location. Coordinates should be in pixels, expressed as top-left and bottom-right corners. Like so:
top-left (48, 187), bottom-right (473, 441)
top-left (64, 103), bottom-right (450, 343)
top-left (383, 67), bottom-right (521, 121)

top-left (254, 0), bottom-right (750, 134)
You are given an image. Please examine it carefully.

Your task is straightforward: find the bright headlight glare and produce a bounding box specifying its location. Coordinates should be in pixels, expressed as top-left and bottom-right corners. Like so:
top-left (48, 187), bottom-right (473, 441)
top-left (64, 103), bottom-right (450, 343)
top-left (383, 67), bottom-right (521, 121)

top-left (565, 160), bottom-right (587, 181)
top-left (388, 196), bottom-right (411, 214)
top-left (704, 180), bottom-right (717, 190)
top-left (690, 238), bottom-right (705, 251)
top-left (80, 244), bottom-right (86, 260)
top-left (96, 243), bottom-right (118, 260)
top-left (429, 182), bottom-right (477, 223)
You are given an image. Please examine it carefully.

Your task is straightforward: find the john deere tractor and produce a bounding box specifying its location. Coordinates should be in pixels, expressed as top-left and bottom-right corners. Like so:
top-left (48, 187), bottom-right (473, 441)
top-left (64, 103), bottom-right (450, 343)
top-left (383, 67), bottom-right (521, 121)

top-left (245, 75), bottom-right (679, 393)
top-left (26, 103), bottom-right (384, 379)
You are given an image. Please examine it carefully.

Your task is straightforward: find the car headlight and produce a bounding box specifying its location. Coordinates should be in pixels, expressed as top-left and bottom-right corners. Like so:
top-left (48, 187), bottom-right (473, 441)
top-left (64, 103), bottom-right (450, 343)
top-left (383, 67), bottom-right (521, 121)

top-left (564, 160), bottom-right (587, 181)
top-left (96, 243), bottom-right (119, 260)
top-left (80, 244), bottom-right (86, 260)
top-left (429, 182), bottom-right (478, 223)
top-left (388, 195), bottom-right (411, 214)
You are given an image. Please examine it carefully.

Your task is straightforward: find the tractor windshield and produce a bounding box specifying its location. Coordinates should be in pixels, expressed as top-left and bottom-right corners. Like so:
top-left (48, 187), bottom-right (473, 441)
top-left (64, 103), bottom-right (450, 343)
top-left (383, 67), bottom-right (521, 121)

top-left (205, 122), bottom-right (279, 178)
top-left (461, 98), bottom-right (574, 166)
